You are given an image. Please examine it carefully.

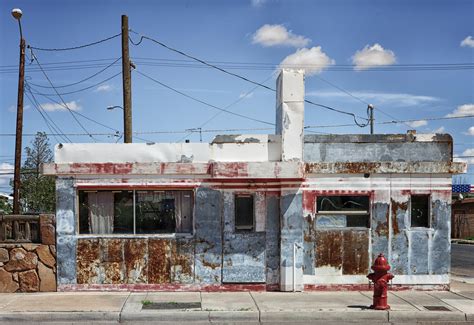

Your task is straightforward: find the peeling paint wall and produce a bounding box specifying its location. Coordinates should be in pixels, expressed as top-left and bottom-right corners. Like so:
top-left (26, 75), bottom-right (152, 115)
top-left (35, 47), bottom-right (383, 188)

top-left (301, 175), bottom-right (453, 285)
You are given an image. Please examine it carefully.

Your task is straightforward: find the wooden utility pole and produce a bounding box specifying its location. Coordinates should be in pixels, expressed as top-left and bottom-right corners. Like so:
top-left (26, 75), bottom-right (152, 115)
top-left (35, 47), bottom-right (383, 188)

top-left (121, 15), bottom-right (132, 143)
top-left (13, 37), bottom-right (26, 214)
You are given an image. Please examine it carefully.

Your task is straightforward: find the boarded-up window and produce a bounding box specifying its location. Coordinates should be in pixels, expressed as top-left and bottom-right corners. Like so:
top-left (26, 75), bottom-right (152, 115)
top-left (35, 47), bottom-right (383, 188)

top-left (411, 195), bottom-right (430, 228)
top-left (316, 196), bottom-right (370, 228)
top-left (235, 195), bottom-right (254, 231)
top-left (78, 189), bottom-right (193, 235)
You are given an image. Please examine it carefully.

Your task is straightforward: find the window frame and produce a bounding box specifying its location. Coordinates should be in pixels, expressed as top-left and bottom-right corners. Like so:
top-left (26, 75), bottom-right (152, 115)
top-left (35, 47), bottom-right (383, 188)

top-left (234, 193), bottom-right (255, 232)
top-left (315, 194), bottom-right (371, 229)
top-left (76, 188), bottom-right (195, 236)
top-left (409, 194), bottom-right (431, 229)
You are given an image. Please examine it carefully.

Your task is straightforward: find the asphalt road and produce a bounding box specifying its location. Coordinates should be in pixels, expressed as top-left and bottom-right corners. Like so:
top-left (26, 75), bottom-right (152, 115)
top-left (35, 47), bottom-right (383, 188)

top-left (451, 243), bottom-right (474, 278)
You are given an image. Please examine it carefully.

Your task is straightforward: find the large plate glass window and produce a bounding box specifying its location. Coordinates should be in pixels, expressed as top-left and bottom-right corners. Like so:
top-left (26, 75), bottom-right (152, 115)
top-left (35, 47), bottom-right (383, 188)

top-left (78, 189), bottom-right (193, 235)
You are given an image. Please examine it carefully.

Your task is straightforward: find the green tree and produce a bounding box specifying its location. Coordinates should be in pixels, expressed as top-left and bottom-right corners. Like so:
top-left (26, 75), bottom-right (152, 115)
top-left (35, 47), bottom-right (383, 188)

top-left (19, 132), bottom-right (55, 213)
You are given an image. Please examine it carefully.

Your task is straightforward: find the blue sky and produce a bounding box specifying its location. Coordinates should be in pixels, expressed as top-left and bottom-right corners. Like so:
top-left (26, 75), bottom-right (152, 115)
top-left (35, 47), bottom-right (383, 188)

top-left (0, 0), bottom-right (473, 191)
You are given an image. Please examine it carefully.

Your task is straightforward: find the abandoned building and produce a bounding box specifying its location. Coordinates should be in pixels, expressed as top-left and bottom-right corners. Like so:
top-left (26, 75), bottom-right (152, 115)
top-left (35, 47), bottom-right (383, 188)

top-left (42, 69), bottom-right (466, 291)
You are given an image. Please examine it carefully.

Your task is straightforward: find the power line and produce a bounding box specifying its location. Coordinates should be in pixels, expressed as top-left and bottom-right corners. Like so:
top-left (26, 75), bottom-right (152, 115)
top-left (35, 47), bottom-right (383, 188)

top-left (130, 31), bottom-right (369, 126)
top-left (29, 50), bottom-right (98, 142)
top-left (27, 71), bottom-right (122, 96)
top-left (135, 69), bottom-right (275, 126)
top-left (27, 57), bottom-right (121, 89)
top-left (27, 33), bottom-right (121, 52)
top-left (24, 85), bottom-right (71, 143)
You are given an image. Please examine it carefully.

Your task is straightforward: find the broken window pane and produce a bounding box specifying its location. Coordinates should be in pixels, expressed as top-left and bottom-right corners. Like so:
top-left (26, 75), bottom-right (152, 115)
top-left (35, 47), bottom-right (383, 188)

top-left (316, 196), bottom-right (370, 228)
top-left (411, 195), bottom-right (430, 228)
top-left (235, 195), bottom-right (254, 231)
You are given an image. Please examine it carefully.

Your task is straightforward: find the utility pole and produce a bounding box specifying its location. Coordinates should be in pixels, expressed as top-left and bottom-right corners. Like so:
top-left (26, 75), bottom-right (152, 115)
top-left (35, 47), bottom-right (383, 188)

top-left (12, 9), bottom-right (25, 214)
top-left (368, 104), bottom-right (374, 135)
top-left (121, 15), bottom-right (132, 143)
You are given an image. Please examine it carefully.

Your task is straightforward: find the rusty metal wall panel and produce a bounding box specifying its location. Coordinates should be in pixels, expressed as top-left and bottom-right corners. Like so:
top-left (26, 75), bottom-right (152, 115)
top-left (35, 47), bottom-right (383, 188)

top-left (371, 202), bottom-right (390, 262)
top-left (342, 230), bottom-right (369, 275)
top-left (315, 230), bottom-right (343, 270)
top-left (390, 197), bottom-right (409, 274)
top-left (171, 239), bottom-right (194, 283)
top-left (265, 194), bottom-right (280, 285)
top-left (148, 239), bottom-right (171, 284)
top-left (194, 188), bottom-right (222, 283)
top-left (410, 231), bottom-right (429, 274)
top-left (76, 239), bottom-right (100, 284)
top-left (221, 192), bottom-right (265, 283)
top-left (124, 239), bottom-right (147, 283)
top-left (222, 233), bottom-right (266, 283)
top-left (431, 198), bottom-right (451, 275)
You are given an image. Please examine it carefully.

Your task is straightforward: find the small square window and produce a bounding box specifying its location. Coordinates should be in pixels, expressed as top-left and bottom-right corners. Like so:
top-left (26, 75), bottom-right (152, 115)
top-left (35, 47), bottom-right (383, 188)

top-left (411, 195), bottom-right (430, 228)
top-left (235, 195), bottom-right (254, 232)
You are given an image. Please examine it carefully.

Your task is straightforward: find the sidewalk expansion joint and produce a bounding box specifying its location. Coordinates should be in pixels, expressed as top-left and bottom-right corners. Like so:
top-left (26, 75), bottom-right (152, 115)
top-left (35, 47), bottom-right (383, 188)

top-left (249, 291), bottom-right (261, 323)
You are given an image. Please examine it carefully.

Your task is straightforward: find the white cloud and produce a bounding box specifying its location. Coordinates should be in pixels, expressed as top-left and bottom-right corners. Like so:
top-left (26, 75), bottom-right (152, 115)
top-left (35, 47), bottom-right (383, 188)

top-left (279, 47), bottom-right (335, 76)
top-left (445, 104), bottom-right (474, 118)
top-left (0, 162), bottom-right (14, 186)
top-left (461, 36), bottom-right (474, 48)
top-left (251, 0), bottom-right (267, 7)
top-left (252, 24), bottom-right (310, 47)
top-left (454, 148), bottom-right (474, 164)
top-left (41, 101), bottom-right (81, 112)
top-left (406, 120), bottom-right (427, 128)
top-left (432, 126), bottom-right (445, 133)
top-left (466, 126), bottom-right (474, 136)
top-left (352, 43), bottom-right (396, 70)
top-left (307, 91), bottom-right (439, 107)
top-left (94, 84), bottom-right (113, 92)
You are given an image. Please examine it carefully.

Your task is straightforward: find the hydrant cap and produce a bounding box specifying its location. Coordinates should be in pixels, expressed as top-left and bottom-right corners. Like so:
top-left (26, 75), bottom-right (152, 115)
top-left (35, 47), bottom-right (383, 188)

top-left (372, 253), bottom-right (391, 272)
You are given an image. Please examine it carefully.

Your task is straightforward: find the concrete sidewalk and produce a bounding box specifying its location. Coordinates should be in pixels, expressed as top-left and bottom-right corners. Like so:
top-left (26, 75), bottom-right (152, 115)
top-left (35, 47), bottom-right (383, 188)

top-left (0, 289), bottom-right (473, 324)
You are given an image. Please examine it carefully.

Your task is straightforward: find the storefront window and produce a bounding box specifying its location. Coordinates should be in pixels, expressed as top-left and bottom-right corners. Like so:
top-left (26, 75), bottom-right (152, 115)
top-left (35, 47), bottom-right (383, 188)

top-left (78, 189), bottom-right (193, 235)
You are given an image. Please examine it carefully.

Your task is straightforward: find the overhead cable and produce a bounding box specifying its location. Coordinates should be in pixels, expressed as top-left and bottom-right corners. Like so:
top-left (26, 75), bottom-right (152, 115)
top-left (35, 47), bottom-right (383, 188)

top-left (135, 69), bottom-right (275, 126)
top-left (29, 50), bottom-right (98, 142)
top-left (28, 33), bottom-right (121, 52)
top-left (27, 57), bottom-right (121, 89)
top-left (130, 30), bottom-right (369, 126)
top-left (27, 71), bottom-right (122, 96)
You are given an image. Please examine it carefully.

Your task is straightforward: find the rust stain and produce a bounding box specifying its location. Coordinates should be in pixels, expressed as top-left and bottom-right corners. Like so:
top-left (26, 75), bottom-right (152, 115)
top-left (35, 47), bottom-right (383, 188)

top-left (342, 231), bottom-right (369, 275)
top-left (76, 239), bottom-right (100, 284)
top-left (315, 230), bottom-right (342, 269)
top-left (124, 239), bottom-right (147, 283)
top-left (103, 262), bottom-right (122, 284)
top-left (100, 238), bottom-right (123, 263)
top-left (148, 239), bottom-right (171, 284)
top-left (171, 241), bottom-right (193, 281)
top-left (391, 199), bottom-right (408, 235)
top-left (202, 259), bottom-right (220, 270)
top-left (375, 221), bottom-right (389, 237)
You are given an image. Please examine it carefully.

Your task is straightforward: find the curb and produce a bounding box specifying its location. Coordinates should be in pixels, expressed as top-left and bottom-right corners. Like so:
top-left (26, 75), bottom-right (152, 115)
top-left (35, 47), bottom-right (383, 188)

top-left (0, 311), bottom-right (120, 323)
top-left (452, 239), bottom-right (474, 245)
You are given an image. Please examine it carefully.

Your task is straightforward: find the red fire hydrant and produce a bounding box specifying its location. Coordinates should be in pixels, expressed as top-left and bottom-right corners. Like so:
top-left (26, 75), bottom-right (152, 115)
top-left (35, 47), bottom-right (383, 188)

top-left (367, 253), bottom-right (394, 310)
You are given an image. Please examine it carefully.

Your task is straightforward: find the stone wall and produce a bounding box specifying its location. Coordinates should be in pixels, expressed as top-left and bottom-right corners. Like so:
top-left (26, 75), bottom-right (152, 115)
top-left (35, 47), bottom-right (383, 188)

top-left (0, 214), bottom-right (56, 292)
